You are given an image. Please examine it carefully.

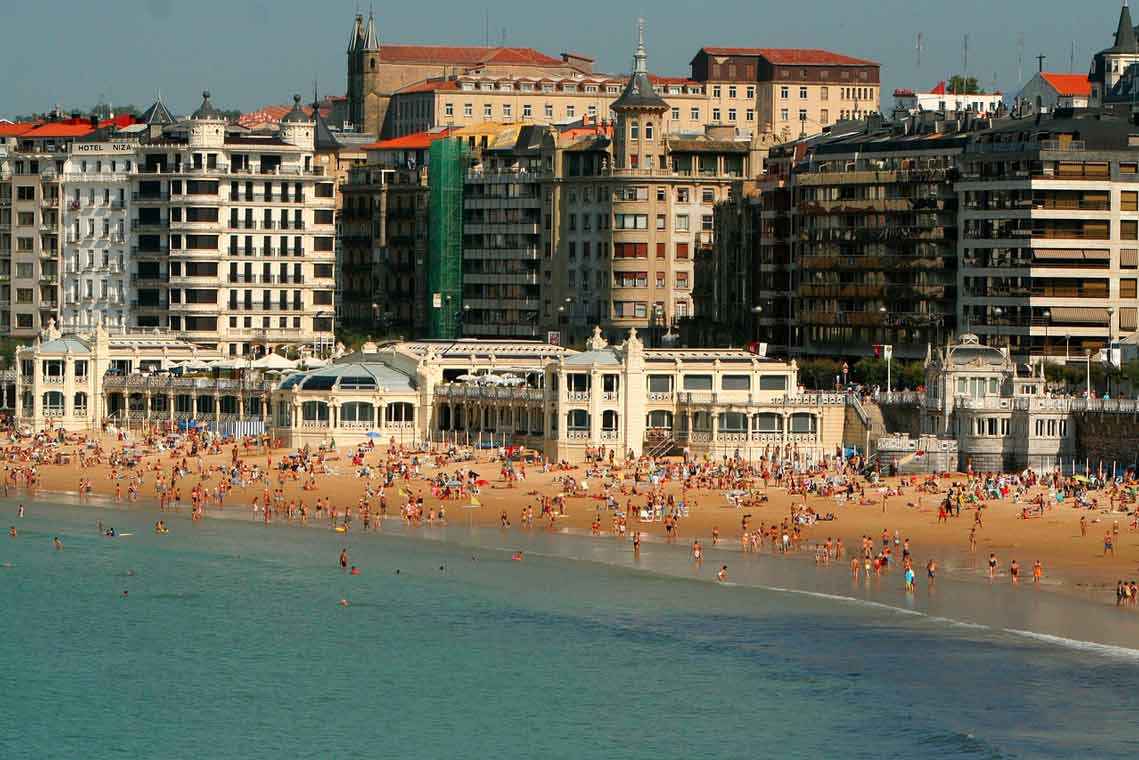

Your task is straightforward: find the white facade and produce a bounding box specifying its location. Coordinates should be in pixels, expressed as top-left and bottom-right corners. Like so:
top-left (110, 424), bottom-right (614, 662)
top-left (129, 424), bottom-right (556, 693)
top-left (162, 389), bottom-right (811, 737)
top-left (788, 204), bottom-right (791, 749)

top-left (893, 86), bottom-right (1003, 115)
top-left (132, 93), bottom-right (338, 356)
top-left (1016, 73), bottom-right (1091, 115)
top-left (60, 140), bottom-right (138, 331)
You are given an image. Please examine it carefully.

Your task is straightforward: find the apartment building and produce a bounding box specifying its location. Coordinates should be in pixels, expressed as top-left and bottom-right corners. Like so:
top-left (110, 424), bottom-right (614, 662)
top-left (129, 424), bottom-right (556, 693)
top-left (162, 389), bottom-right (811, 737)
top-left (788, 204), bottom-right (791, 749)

top-left (690, 47), bottom-right (880, 140)
top-left (132, 93), bottom-right (337, 356)
top-left (388, 73), bottom-right (708, 138)
top-left (542, 27), bottom-right (767, 347)
top-left (958, 111), bottom-right (1139, 360)
top-left (462, 125), bottom-right (547, 338)
top-left (339, 163), bottom-right (429, 337)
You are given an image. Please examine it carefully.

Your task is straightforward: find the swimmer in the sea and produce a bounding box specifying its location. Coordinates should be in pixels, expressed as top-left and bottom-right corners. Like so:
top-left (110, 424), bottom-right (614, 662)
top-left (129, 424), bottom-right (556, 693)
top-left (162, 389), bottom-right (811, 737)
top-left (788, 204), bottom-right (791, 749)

top-left (338, 599), bottom-right (350, 607)
top-left (17, 505), bottom-right (23, 518)
top-left (8, 526), bottom-right (15, 538)
top-left (339, 548), bottom-right (348, 571)
top-left (716, 565), bottom-right (728, 582)
top-left (52, 536), bottom-right (63, 550)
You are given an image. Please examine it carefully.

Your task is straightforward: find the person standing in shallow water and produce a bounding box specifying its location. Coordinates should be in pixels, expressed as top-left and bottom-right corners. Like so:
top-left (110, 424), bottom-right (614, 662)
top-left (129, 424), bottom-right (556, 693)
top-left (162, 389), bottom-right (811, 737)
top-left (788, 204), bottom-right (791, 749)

top-left (339, 548), bottom-right (348, 571)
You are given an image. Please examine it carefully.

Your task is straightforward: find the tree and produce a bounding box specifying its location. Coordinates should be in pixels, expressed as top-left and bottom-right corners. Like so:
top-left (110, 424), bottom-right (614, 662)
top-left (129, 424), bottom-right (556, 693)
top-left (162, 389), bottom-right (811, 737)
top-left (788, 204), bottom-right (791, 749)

top-left (947, 75), bottom-right (984, 95)
top-left (797, 359), bottom-right (843, 390)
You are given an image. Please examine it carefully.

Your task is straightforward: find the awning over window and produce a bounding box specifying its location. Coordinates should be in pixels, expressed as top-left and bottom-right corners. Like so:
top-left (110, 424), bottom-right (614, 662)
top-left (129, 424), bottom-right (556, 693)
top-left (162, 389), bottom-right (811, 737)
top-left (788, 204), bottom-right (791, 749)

top-left (1048, 306), bottom-right (1109, 324)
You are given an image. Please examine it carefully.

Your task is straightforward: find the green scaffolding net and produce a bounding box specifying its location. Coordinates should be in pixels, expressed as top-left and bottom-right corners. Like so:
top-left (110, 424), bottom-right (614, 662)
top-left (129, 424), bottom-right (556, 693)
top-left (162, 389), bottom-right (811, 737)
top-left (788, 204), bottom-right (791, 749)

top-left (427, 138), bottom-right (468, 338)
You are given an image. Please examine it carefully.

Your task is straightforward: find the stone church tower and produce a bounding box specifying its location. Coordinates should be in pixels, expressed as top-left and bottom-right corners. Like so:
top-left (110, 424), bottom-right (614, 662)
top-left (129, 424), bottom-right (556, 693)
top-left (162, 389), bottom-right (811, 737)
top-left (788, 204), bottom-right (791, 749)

top-left (346, 12), bottom-right (386, 136)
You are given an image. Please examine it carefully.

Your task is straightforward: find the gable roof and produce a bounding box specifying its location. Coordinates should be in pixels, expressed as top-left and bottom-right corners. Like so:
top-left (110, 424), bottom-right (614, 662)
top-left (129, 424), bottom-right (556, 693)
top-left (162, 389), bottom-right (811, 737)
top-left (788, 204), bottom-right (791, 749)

top-left (21, 123), bottom-right (95, 138)
top-left (362, 127), bottom-right (456, 151)
top-left (376, 45), bottom-right (563, 67)
top-left (139, 98), bottom-right (176, 126)
top-left (694, 47), bottom-right (877, 67)
top-left (0, 122), bottom-right (39, 137)
top-left (1040, 72), bottom-right (1093, 97)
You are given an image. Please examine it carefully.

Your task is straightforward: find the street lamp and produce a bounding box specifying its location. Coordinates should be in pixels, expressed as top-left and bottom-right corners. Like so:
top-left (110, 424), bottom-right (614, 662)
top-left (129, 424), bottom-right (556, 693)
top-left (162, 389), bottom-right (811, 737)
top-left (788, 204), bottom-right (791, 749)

top-left (878, 306), bottom-right (891, 394)
top-left (652, 304), bottom-right (664, 348)
top-left (1041, 309), bottom-right (1051, 359)
top-left (750, 304), bottom-right (763, 346)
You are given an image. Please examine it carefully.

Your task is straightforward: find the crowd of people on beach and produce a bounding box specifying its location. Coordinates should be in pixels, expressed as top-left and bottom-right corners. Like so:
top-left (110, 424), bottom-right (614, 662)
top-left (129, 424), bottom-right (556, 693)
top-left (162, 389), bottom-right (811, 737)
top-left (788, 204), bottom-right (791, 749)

top-left (5, 420), bottom-right (1139, 609)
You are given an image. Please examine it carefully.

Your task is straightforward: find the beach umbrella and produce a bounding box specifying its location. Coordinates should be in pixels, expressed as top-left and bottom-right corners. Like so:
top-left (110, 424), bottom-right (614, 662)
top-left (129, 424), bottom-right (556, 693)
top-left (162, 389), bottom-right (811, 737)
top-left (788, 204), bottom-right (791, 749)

top-left (456, 374), bottom-right (478, 382)
top-left (366, 431), bottom-right (382, 440)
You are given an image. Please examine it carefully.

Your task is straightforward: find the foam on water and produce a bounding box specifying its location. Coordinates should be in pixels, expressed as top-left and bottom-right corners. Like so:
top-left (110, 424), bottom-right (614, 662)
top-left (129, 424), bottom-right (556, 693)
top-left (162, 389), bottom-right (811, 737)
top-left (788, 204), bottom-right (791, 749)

top-left (1003, 628), bottom-right (1139, 662)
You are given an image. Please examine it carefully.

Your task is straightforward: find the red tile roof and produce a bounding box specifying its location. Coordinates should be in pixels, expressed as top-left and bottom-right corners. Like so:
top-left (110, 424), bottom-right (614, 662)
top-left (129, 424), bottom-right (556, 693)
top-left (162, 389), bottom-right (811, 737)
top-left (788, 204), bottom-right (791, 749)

top-left (395, 79), bottom-right (461, 95)
top-left (649, 74), bottom-right (701, 86)
top-left (378, 45), bottom-right (563, 67)
top-left (0, 122), bottom-right (39, 136)
top-left (362, 128), bottom-right (456, 151)
top-left (21, 123), bottom-right (95, 138)
top-left (1040, 72), bottom-right (1092, 97)
top-left (696, 47), bottom-right (877, 66)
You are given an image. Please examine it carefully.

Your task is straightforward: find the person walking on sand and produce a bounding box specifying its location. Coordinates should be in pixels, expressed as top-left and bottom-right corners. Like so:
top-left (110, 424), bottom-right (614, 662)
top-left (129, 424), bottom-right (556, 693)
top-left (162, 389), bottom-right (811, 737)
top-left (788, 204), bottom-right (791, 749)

top-left (1009, 559), bottom-right (1020, 584)
top-left (988, 552), bottom-right (998, 580)
top-left (926, 559), bottom-right (937, 587)
top-left (339, 548), bottom-right (349, 571)
top-left (1104, 531), bottom-right (1115, 557)
top-left (1032, 560), bottom-right (1043, 585)
top-left (1080, 514), bottom-right (1087, 537)
top-left (691, 540), bottom-right (703, 565)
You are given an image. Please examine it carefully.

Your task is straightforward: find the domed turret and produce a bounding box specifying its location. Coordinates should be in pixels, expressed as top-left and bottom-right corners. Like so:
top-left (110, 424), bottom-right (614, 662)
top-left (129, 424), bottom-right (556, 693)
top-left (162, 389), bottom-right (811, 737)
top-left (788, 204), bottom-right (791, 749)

top-left (279, 94), bottom-right (315, 150)
top-left (188, 90), bottom-right (226, 148)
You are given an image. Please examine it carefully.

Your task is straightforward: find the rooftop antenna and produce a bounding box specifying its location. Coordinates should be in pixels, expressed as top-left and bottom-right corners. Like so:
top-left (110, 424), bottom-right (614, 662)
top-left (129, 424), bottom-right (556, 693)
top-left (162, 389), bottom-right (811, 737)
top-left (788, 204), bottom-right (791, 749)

top-left (915, 32), bottom-right (924, 70)
top-left (1017, 33), bottom-right (1024, 84)
top-left (1070, 40), bottom-right (1076, 73)
top-left (1036, 53), bottom-right (1047, 73)
top-left (484, 8), bottom-right (489, 48)
top-left (963, 34), bottom-right (969, 79)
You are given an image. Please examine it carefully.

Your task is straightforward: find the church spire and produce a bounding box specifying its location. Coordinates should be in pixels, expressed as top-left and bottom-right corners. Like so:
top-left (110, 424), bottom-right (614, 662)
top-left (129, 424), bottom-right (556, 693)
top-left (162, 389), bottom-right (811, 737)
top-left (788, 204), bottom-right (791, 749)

top-left (633, 18), bottom-right (647, 75)
top-left (362, 7), bottom-right (379, 51)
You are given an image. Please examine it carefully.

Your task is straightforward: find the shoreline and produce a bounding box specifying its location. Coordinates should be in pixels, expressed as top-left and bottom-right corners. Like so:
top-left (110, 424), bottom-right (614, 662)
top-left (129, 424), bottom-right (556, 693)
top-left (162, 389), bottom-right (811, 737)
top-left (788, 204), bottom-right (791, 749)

top-left (13, 485), bottom-right (1139, 657)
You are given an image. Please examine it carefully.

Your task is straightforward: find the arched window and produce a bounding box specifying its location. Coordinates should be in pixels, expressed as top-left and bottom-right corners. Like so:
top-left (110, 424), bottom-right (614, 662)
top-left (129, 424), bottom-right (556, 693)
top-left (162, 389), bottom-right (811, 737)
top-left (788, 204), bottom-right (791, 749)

top-left (341, 402), bottom-right (375, 423)
top-left (42, 391), bottom-right (64, 415)
top-left (567, 409), bottom-right (589, 431)
top-left (219, 396), bottom-right (238, 414)
top-left (691, 411), bottom-right (712, 432)
top-left (789, 413), bottom-right (817, 434)
top-left (752, 413), bottom-right (782, 433)
top-left (630, 119), bottom-right (640, 140)
top-left (196, 396), bottom-right (215, 414)
top-left (645, 122), bottom-right (654, 141)
top-left (370, 57), bottom-right (377, 71)
top-left (602, 410), bottom-right (619, 431)
top-left (21, 391), bottom-right (33, 416)
top-left (718, 412), bottom-right (747, 432)
top-left (385, 402), bottom-right (414, 423)
top-left (646, 410), bottom-right (673, 429)
top-left (302, 400), bottom-right (329, 422)
top-left (73, 392), bottom-right (88, 414)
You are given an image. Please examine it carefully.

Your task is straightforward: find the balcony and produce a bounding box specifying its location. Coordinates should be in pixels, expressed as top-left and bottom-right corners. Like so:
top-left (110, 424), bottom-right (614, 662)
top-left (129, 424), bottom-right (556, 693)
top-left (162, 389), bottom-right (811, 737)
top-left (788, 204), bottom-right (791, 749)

top-left (227, 302), bottom-right (303, 312)
top-left (132, 192), bottom-right (169, 202)
top-left (130, 273), bottom-right (169, 284)
top-left (131, 218), bottom-right (169, 231)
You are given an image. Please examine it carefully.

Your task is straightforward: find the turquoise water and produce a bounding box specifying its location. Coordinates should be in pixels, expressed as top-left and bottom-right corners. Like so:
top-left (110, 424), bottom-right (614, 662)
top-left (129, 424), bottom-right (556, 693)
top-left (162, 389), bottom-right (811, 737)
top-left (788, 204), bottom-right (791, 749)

top-left (3, 500), bottom-right (1139, 759)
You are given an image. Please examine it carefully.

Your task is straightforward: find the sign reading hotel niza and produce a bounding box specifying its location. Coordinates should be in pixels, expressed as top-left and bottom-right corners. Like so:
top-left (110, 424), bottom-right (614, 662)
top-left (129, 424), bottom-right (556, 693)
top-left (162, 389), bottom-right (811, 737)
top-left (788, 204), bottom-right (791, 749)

top-left (71, 142), bottom-right (136, 154)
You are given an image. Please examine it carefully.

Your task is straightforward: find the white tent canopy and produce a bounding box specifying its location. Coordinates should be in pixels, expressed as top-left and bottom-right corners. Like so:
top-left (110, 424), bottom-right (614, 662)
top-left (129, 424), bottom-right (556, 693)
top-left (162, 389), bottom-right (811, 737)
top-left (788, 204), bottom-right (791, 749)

top-left (252, 353), bottom-right (297, 370)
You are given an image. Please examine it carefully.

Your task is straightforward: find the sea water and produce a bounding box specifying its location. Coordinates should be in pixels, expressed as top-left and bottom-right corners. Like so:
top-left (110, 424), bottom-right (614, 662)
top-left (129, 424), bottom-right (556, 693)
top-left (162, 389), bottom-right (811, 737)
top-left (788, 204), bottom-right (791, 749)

top-left (3, 500), bottom-right (1138, 759)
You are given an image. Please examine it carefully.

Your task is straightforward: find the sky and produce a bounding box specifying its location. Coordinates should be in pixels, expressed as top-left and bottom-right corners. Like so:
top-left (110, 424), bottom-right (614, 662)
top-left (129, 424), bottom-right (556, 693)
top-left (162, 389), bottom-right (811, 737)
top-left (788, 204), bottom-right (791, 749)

top-left (0, 0), bottom-right (1125, 118)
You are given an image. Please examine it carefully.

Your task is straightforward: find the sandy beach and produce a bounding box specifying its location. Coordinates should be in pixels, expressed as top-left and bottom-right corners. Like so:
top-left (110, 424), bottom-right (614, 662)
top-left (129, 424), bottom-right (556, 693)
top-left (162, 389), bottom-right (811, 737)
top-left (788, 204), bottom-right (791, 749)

top-left (8, 429), bottom-right (1139, 607)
